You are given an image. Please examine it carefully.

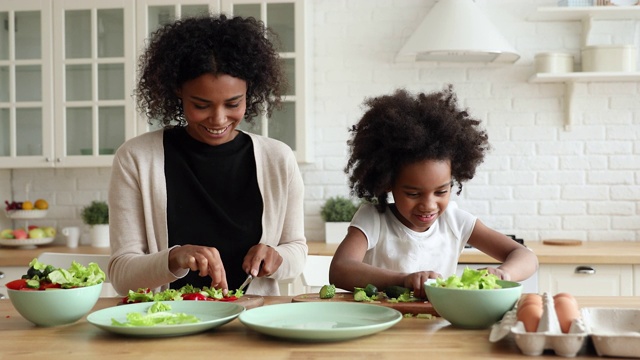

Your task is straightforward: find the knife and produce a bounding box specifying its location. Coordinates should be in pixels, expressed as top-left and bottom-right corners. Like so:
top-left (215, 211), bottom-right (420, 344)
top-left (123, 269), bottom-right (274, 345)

top-left (238, 274), bottom-right (253, 292)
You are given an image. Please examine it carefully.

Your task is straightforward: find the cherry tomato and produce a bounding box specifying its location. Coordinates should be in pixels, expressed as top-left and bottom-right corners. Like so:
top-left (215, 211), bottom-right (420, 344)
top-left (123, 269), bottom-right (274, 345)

top-left (181, 293), bottom-right (208, 301)
top-left (5, 279), bottom-right (28, 290)
top-left (218, 296), bottom-right (238, 302)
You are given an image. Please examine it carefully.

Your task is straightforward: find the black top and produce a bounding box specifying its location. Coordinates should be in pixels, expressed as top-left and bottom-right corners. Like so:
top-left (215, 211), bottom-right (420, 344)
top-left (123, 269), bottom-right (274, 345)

top-left (164, 128), bottom-right (263, 290)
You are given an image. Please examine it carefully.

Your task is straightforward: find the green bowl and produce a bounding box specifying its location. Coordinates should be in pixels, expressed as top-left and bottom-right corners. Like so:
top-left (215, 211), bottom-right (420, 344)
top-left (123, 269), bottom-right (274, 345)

top-left (8, 283), bottom-right (103, 327)
top-left (424, 280), bottom-right (522, 329)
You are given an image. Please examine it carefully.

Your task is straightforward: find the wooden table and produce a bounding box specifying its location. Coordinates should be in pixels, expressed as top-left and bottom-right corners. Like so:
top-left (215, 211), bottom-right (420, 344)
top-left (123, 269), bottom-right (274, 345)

top-left (1, 296), bottom-right (638, 359)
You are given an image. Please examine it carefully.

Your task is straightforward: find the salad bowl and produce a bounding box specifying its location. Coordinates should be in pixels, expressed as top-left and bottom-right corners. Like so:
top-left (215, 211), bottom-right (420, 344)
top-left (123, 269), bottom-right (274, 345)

top-left (8, 283), bottom-right (103, 327)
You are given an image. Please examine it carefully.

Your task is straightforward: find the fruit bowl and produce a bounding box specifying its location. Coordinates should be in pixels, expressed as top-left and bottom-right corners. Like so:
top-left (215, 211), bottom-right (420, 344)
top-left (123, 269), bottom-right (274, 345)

top-left (5, 209), bottom-right (48, 219)
top-left (0, 237), bottom-right (55, 249)
top-left (8, 283), bottom-right (103, 326)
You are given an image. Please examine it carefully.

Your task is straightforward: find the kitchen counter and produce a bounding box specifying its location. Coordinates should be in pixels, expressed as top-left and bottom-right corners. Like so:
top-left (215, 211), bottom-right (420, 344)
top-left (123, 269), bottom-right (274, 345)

top-left (1, 241), bottom-right (639, 267)
top-left (1, 296), bottom-right (638, 359)
top-left (308, 241), bottom-right (640, 265)
top-left (0, 245), bottom-right (110, 266)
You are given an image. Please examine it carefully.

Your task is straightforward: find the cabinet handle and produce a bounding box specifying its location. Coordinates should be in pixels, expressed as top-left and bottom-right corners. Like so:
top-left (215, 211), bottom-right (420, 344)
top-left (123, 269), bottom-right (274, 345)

top-left (56, 158), bottom-right (61, 162)
top-left (0, 293), bottom-right (5, 300)
top-left (574, 266), bottom-right (596, 275)
top-left (0, 271), bottom-right (4, 278)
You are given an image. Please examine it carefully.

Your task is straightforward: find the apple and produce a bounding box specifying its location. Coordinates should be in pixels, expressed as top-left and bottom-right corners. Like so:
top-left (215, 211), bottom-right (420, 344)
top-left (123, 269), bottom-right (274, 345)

top-left (13, 228), bottom-right (28, 239)
top-left (28, 225), bottom-right (39, 231)
top-left (1, 229), bottom-right (15, 239)
top-left (42, 226), bottom-right (56, 238)
top-left (28, 228), bottom-right (45, 239)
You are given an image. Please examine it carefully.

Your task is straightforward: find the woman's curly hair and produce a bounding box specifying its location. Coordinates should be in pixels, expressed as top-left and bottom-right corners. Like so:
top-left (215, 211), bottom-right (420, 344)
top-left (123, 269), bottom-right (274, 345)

top-left (345, 86), bottom-right (490, 212)
top-left (135, 14), bottom-right (285, 127)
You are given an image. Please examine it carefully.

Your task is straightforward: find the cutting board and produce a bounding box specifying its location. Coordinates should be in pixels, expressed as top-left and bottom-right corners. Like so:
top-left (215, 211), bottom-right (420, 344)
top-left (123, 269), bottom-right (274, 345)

top-left (542, 239), bottom-right (583, 246)
top-left (292, 292), bottom-right (438, 316)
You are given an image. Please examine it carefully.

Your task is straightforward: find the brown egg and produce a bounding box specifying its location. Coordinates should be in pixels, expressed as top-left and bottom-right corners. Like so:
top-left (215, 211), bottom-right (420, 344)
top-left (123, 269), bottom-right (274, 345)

top-left (518, 293), bottom-right (542, 308)
top-left (554, 292), bottom-right (578, 305)
top-left (517, 302), bottom-right (543, 332)
top-left (554, 296), bottom-right (580, 333)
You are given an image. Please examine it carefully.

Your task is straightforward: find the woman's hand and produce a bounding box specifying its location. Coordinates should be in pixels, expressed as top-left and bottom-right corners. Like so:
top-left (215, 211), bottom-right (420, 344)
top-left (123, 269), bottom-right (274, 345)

top-left (404, 270), bottom-right (441, 299)
top-left (243, 243), bottom-right (282, 277)
top-left (169, 245), bottom-right (227, 290)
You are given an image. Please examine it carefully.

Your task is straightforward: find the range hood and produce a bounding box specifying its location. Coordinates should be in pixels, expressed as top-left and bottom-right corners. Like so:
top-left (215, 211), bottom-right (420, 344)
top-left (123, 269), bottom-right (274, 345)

top-left (396, 0), bottom-right (520, 63)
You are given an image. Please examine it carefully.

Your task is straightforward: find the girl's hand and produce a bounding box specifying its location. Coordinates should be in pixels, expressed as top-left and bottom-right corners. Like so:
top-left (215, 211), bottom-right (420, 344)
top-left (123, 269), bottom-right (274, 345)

top-left (243, 243), bottom-right (283, 278)
top-left (169, 245), bottom-right (228, 291)
top-left (481, 267), bottom-right (511, 281)
top-left (404, 271), bottom-right (441, 299)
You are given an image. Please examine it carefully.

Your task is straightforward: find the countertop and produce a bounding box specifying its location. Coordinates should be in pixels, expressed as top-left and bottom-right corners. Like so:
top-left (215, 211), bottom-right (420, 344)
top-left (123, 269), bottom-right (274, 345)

top-left (1, 241), bottom-right (639, 267)
top-left (308, 241), bottom-right (640, 265)
top-left (1, 296), bottom-right (638, 359)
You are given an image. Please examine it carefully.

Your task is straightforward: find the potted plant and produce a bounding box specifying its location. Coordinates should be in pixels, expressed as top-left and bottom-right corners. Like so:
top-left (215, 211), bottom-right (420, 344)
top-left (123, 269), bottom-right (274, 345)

top-left (320, 196), bottom-right (359, 244)
top-left (81, 200), bottom-right (109, 248)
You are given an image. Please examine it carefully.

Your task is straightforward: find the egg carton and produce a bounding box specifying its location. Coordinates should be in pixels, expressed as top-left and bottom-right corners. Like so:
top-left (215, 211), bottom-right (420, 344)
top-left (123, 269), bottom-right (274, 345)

top-left (581, 307), bottom-right (640, 358)
top-left (489, 293), bottom-right (588, 357)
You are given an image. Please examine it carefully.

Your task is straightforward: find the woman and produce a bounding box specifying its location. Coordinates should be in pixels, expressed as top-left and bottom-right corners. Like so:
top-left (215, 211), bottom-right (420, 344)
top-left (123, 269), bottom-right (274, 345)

top-left (108, 14), bottom-right (306, 296)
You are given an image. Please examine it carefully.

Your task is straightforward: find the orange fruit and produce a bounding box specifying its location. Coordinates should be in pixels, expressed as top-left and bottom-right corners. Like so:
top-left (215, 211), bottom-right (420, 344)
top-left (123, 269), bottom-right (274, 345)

top-left (22, 201), bottom-right (34, 210)
top-left (34, 199), bottom-right (48, 210)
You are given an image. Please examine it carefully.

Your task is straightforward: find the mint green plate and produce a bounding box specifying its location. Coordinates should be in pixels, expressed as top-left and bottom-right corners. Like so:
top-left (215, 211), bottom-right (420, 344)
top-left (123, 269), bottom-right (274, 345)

top-left (87, 301), bottom-right (244, 337)
top-left (238, 302), bottom-right (402, 341)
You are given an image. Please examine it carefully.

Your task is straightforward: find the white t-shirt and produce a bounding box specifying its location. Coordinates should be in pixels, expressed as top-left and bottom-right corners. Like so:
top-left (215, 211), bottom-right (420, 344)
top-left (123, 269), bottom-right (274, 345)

top-left (350, 202), bottom-right (477, 277)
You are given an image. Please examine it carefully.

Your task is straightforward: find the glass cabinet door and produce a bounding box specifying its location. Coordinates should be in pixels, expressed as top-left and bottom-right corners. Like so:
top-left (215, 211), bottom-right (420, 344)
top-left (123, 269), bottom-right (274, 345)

top-left (135, 0), bottom-right (220, 135)
top-left (0, 1), bottom-right (53, 168)
top-left (222, 0), bottom-right (311, 162)
top-left (53, 0), bottom-right (135, 167)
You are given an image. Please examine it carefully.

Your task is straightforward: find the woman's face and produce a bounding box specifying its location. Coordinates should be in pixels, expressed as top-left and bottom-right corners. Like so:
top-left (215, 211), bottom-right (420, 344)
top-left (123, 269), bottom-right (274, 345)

top-left (177, 73), bottom-right (247, 146)
top-left (390, 159), bottom-right (453, 232)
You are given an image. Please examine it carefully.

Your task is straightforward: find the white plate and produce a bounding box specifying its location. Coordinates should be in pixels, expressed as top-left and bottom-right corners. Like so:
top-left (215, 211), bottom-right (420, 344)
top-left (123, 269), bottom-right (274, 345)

top-left (5, 209), bottom-right (48, 219)
top-left (87, 301), bottom-right (245, 337)
top-left (239, 302), bottom-right (403, 342)
top-left (0, 237), bottom-right (54, 249)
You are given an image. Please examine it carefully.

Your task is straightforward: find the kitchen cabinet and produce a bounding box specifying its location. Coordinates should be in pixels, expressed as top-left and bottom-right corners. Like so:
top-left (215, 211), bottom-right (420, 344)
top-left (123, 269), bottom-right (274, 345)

top-left (222, 0), bottom-right (313, 163)
top-left (635, 265), bottom-right (640, 296)
top-left (0, 0), bottom-right (137, 168)
top-left (537, 263), bottom-right (634, 296)
top-left (528, 6), bottom-right (640, 130)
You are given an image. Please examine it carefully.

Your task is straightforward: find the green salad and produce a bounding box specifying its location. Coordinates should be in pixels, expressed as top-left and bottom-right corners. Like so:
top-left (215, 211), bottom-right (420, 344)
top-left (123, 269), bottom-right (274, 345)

top-left (432, 268), bottom-right (502, 290)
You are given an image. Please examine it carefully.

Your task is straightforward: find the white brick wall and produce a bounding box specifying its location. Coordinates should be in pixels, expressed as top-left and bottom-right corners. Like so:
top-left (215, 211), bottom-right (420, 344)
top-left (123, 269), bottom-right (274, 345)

top-left (2, 0), bottom-right (639, 244)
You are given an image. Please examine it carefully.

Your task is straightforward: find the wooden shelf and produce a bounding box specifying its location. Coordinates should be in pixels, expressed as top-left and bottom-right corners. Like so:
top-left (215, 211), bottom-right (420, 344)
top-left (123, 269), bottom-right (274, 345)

top-left (529, 7), bottom-right (640, 130)
top-left (530, 72), bottom-right (640, 83)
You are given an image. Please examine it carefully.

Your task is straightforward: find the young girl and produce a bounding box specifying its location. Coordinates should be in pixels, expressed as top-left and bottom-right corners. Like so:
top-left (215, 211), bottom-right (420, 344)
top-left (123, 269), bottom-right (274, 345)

top-left (329, 87), bottom-right (538, 299)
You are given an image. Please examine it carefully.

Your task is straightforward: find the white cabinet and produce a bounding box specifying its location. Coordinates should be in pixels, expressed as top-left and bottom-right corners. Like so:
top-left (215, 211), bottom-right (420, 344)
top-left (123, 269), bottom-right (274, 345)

top-left (537, 264), bottom-right (633, 296)
top-left (635, 265), bottom-right (640, 296)
top-left (528, 6), bottom-right (640, 130)
top-left (221, 0), bottom-right (313, 163)
top-left (0, 0), bottom-right (137, 168)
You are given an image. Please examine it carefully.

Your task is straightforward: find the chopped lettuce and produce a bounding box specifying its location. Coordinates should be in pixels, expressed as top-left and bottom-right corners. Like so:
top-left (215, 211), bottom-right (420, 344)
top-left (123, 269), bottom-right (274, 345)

top-left (111, 301), bottom-right (200, 327)
top-left (433, 268), bottom-right (502, 290)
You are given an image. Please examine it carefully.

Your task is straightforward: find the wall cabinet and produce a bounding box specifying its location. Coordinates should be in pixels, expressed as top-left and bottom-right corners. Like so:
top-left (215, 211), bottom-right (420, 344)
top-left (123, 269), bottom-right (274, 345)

top-left (528, 6), bottom-right (640, 130)
top-left (0, 0), bottom-right (137, 168)
top-left (1, 0), bottom-right (311, 168)
top-left (537, 264), bottom-right (634, 296)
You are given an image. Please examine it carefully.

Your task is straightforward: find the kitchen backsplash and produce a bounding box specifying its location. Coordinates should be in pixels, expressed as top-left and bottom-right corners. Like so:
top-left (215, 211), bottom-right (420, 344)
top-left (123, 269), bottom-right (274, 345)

top-left (1, 0), bottom-right (639, 243)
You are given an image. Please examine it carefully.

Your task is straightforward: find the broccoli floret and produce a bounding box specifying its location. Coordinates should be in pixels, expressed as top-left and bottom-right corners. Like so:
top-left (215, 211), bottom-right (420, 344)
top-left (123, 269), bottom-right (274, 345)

top-left (319, 284), bottom-right (336, 299)
top-left (353, 289), bottom-right (371, 302)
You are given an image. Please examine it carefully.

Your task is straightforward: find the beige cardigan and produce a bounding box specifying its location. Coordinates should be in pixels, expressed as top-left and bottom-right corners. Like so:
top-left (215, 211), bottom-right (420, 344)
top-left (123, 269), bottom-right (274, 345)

top-left (107, 129), bottom-right (307, 296)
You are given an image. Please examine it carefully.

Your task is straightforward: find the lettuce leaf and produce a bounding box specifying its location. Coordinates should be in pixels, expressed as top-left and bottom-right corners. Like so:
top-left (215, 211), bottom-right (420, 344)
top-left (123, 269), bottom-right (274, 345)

top-left (111, 301), bottom-right (200, 327)
top-left (433, 268), bottom-right (502, 290)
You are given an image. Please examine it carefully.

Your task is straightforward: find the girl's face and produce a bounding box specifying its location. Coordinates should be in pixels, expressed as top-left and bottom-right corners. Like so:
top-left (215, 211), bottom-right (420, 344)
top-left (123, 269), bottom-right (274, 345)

top-left (390, 159), bottom-right (453, 232)
top-left (177, 73), bottom-right (247, 146)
